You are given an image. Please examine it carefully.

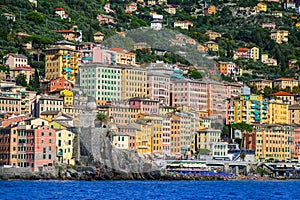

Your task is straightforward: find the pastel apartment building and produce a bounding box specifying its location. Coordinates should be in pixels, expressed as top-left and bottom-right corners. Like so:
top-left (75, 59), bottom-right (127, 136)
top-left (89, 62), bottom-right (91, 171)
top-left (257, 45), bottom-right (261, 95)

top-left (0, 95), bottom-right (21, 115)
top-left (3, 53), bottom-right (28, 68)
top-left (267, 99), bottom-right (289, 124)
top-left (215, 61), bottom-right (239, 76)
top-left (249, 79), bottom-right (272, 91)
top-left (289, 104), bottom-right (300, 124)
top-left (133, 120), bottom-right (153, 154)
top-left (45, 45), bottom-right (79, 84)
top-left (117, 124), bottom-right (137, 150)
top-left (234, 47), bottom-right (259, 61)
top-left (10, 65), bottom-right (35, 84)
top-left (270, 30), bottom-right (289, 44)
top-left (121, 66), bottom-right (147, 100)
top-left (273, 77), bottom-right (298, 89)
top-left (110, 48), bottom-right (136, 65)
top-left (253, 124), bottom-right (294, 162)
top-left (269, 91), bottom-right (295, 105)
top-left (172, 79), bottom-right (207, 112)
top-left (34, 95), bottom-right (64, 118)
top-left (226, 95), bottom-right (268, 125)
top-left (207, 80), bottom-right (228, 118)
top-left (94, 32), bottom-right (105, 43)
top-left (79, 63), bottom-right (122, 104)
top-left (194, 128), bottom-right (221, 153)
top-left (56, 129), bottom-right (75, 165)
top-left (147, 71), bottom-right (170, 105)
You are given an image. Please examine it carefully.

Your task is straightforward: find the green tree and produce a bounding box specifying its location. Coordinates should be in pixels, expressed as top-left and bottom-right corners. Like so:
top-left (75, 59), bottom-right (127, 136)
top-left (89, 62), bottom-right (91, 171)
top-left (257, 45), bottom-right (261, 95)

top-left (16, 73), bottom-right (27, 87)
top-left (188, 69), bottom-right (202, 79)
top-left (263, 86), bottom-right (273, 97)
top-left (96, 112), bottom-right (108, 126)
top-left (292, 86), bottom-right (300, 95)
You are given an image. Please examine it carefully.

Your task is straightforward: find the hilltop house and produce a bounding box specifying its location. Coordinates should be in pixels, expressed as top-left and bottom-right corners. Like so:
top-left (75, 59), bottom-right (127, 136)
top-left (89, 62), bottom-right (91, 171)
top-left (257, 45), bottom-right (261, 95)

top-left (205, 30), bottom-right (222, 41)
top-left (270, 30), bottom-right (289, 44)
top-left (55, 8), bottom-right (71, 21)
top-left (261, 54), bottom-right (278, 66)
top-left (125, 3), bottom-right (137, 14)
top-left (173, 20), bottom-right (193, 30)
top-left (204, 5), bottom-right (216, 16)
top-left (97, 14), bottom-right (115, 25)
top-left (273, 78), bottom-right (298, 90)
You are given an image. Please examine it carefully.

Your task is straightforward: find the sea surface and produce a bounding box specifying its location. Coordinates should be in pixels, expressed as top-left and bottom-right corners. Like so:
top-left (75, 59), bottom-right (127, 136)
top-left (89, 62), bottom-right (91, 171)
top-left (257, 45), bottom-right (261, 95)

top-left (1, 180), bottom-right (300, 200)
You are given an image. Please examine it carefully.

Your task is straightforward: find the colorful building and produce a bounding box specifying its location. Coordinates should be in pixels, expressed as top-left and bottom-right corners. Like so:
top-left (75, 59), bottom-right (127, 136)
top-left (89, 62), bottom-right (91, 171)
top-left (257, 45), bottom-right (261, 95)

top-left (56, 129), bottom-right (75, 165)
top-left (226, 95), bottom-right (268, 125)
top-left (205, 30), bottom-right (221, 41)
top-left (270, 30), bottom-right (289, 44)
top-left (204, 41), bottom-right (219, 52)
top-left (110, 48), bottom-right (136, 65)
top-left (273, 78), bottom-right (298, 90)
top-left (121, 66), bottom-right (147, 100)
top-left (172, 79), bottom-right (207, 112)
top-left (268, 99), bottom-right (289, 124)
top-left (147, 71), bottom-right (171, 105)
top-left (194, 128), bottom-right (221, 154)
top-left (45, 45), bottom-right (79, 84)
top-left (35, 95), bottom-right (64, 118)
top-left (46, 77), bottom-right (73, 94)
top-left (79, 63), bottom-right (122, 105)
top-left (204, 5), bottom-right (217, 16)
top-left (269, 91), bottom-right (295, 105)
top-left (133, 120), bottom-right (152, 154)
top-left (289, 104), bottom-right (300, 124)
top-left (60, 89), bottom-right (73, 106)
top-left (253, 124), bottom-right (294, 161)
top-left (3, 53), bottom-right (28, 69)
top-left (249, 79), bottom-right (272, 91)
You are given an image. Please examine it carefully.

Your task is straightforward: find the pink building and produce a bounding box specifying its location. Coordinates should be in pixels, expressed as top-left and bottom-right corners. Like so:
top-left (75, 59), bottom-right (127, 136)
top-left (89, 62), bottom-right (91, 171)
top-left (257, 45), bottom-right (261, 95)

top-left (125, 3), bottom-right (137, 14)
top-left (1, 115), bottom-right (28, 128)
top-left (117, 124), bottom-right (137, 150)
top-left (92, 46), bottom-right (112, 64)
top-left (172, 79), bottom-right (207, 111)
top-left (207, 80), bottom-right (228, 118)
top-left (294, 127), bottom-right (300, 159)
top-left (162, 115), bottom-right (171, 154)
top-left (34, 126), bottom-right (56, 171)
top-left (147, 72), bottom-right (170, 105)
top-left (97, 14), bottom-right (115, 25)
top-left (129, 97), bottom-right (159, 115)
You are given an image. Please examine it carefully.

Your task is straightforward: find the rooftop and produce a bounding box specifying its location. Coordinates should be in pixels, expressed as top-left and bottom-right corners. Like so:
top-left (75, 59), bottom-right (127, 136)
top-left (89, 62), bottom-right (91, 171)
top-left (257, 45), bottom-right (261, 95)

top-left (269, 91), bottom-right (295, 97)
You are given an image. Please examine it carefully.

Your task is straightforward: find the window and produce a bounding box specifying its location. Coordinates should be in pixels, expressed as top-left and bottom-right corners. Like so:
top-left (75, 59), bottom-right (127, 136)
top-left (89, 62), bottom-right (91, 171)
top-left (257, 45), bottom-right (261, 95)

top-left (41, 132), bottom-right (44, 136)
top-left (58, 140), bottom-right (61, 147)
top-left (68, 140), bottom-right (71, 145)
top-left (43, 148), bottom-right (46, 153)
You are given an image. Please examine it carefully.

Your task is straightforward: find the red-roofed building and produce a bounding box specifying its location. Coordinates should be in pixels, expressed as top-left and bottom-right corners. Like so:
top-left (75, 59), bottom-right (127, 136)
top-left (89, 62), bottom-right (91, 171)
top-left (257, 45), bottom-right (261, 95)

top-left (54, 8), bottom-right (71, 21)
top-left (10, 65), bottom-right (35, 84)
top-left (273, 77), bottom-right (298, 90)
top-left (46, 77), bottom-right (73, 94)
top-left (269, 91), bottom-right (295, 105)
top-left (125, 3), bottom-right (137, 14)
top-left (109, 48), bottom-right (136, 65)
top-left (97, 14), bottom-right (115, 25)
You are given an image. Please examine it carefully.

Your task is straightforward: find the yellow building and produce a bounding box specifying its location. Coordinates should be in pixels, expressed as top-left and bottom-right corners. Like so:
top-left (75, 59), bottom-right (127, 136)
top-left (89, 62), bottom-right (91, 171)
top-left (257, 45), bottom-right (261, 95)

top-left (139, 114), bottom-right (162, 154)
top-left (60, 89), bottom-right (73, 106)
top-left (205, 30), bottom-right (222, 41)
top-left (273, 78), bottom-right (298, 89)
top-left (40, 110), bottom-right (60, 121)
top-left (229, 95), bottom-right (268, 125)
top-left (121, 66), bottom-right (147, 100)
top-left (49, 120), bottom-right (67, 129)
top-left (254, 2), bottom-right (267, 12)
top-left (134, 121), bottom-right (152, 154)
top-left (253, 124), bottom-right (294, 161)
top-left (56, 129), bottom-right (75, 165)
top-left (45, 45), bottom-right (79, 84)
top-left (249, 79), bottom-right (272, 91)
top-left (194, 128), bottom-right (221, 152)
top-left (204, 41), bottom-right (219, 52)
top-left (10, 66), bottom-right (35, 84)
top-left (296, 22), bottom-right (300, 27)
top-left (164, 6), bottom-right (176, 15)
top-left (268, 99), bottom-right (289, 124)
top-left (110, 48), bottom-right (136, 65)
top-left (250, 47), bottom-right (260, 61)
top-left (270, 30), bottom-right (289, 44)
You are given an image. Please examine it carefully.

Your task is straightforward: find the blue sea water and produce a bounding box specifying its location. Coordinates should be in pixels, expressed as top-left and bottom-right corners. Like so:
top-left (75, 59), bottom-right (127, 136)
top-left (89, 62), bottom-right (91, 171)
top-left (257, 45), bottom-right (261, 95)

top-left (0, 180), bottom-right (300, 200)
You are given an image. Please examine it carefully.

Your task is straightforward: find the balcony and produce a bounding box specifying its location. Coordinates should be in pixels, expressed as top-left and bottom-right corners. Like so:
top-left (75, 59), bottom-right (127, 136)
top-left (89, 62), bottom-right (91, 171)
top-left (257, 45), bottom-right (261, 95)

top-left (142, 139), bottom-right (148, 142)
top-left (138, 146), bottom-right (148, 149)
